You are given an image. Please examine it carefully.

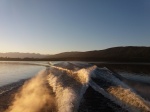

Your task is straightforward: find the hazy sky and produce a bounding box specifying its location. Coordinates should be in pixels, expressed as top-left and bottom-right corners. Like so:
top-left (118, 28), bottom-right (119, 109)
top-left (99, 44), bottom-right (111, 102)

top-left (0, 0), bottom-right (150, 54)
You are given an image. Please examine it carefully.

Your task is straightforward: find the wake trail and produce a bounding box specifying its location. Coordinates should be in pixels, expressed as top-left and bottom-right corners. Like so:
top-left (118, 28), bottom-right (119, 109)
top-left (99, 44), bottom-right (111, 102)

top-left (47, 64), bottom-right (97, 112)
top-left (91, 67), bottom-right (150, 112)
top-left (5, 62), bottom-right (150, 112)
top-left (5, 70), bottom-right (56, 112)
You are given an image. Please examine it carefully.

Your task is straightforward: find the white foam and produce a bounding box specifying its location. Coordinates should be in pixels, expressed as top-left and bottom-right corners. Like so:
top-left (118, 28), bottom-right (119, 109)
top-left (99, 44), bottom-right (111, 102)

top-left (47, 65), bottom-right (96, 112)
top-left (5, 62), bottom-right (150, 112)
top-left (91, 68), bottom-right (150, 112)
top-left (6, 70), bottom-right (56, 112)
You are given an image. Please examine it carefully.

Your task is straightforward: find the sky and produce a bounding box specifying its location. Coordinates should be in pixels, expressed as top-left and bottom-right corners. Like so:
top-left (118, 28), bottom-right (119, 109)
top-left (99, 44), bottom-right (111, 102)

top-left (0, 0), bottom-right (150, 54)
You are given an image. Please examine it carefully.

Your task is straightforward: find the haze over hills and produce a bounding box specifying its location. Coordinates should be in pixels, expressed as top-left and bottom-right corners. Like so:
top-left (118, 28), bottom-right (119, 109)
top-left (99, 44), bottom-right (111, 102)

top-left (0, 46), bottom-right (150, 62)
top-left (0, 52), bottom-right (48, 58)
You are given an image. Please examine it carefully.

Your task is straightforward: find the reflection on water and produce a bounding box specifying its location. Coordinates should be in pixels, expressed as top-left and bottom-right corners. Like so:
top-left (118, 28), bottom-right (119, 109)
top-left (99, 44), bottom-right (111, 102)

top-left (100, 64), bottom-right (150, 83)
top-left (117, 72), bottom-right (150, 84)
top-left (0, 61), bottom-right (45, 87)
top-left (93, 63), bottom-right (150, 77)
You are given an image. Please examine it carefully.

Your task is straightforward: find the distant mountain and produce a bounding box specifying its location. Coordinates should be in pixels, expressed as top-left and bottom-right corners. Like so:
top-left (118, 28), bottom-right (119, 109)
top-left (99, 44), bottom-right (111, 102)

top-left (0, 52), bottom-right (48, 58)
top-left (47, 46), bottom-right (150, 62)
top-left (1, 46), bottom-right (150, 62)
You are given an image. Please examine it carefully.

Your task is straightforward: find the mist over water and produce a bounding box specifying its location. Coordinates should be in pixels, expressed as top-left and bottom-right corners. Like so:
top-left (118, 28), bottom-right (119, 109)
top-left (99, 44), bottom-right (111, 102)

top-left (6, 70), bottom-right (56, 112)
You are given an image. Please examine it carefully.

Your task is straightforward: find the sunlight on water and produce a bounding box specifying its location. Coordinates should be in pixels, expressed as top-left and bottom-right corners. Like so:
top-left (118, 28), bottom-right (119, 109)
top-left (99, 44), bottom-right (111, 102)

top-left (0, 61), bottom-right (44, 86)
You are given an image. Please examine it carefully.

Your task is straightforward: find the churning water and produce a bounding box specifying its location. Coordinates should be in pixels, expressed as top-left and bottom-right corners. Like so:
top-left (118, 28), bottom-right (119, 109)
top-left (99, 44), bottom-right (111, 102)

top-left (0, 61), bottom-right (150, 112)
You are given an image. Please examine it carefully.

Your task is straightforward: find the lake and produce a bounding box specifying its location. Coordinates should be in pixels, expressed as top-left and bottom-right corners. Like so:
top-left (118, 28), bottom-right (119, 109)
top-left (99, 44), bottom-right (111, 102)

top-left (92, 62), bottom-right (150, 101)
top-left (0, 61), bottom-right (150, 112)
top-left (92, 62), bottom-right (150, 83)
top-left (1, 61), bottom-right (150, 87)
top-left (0, 61), bottom-right (47, 87)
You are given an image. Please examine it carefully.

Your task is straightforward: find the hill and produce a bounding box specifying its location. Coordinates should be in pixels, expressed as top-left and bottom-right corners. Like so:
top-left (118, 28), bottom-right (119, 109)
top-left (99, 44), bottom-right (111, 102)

top-left (47, 46), bottom-right (150, 62)
top-left (0, 46), bottom-right (150, 62)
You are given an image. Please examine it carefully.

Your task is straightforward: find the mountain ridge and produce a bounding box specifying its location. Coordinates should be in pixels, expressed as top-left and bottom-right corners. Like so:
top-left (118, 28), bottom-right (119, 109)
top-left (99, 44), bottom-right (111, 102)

top-left (46, 46), bottom-right (150, 62)
top-left (0, 46), bottom-right (150, 62)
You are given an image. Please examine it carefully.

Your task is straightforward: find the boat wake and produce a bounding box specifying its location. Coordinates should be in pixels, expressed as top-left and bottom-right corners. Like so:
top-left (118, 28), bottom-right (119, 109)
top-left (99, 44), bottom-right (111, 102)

top-left (5, 62), bottom-right (150, 112)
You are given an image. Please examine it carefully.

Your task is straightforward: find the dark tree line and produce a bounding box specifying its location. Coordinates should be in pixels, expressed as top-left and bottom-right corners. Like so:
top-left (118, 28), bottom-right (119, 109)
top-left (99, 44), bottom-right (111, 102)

top-left (0, 57), bottom-right (150, 62)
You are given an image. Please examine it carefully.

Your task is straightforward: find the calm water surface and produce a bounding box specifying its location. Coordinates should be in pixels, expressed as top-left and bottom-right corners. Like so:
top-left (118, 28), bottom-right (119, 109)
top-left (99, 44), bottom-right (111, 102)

top-left (0, 61), bottom-right (46, 87)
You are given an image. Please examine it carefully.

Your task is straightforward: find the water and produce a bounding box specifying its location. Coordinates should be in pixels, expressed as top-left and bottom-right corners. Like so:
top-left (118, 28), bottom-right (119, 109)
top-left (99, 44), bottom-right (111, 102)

top-left (92, 62), bottom-right (150, 82)
top-left (0, 61), bottom-right (45, 87)
top-left (93, 62), bottom-right (150, 102)
top-left (1, 61), bottom-right (150, 112)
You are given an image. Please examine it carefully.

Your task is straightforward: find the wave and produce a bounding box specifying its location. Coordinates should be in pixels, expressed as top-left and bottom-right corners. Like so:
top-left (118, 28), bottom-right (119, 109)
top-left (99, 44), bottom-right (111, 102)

top-left (47, 64), bottom-right (96, 112)
top-left (91, 67), bottom-right (150, 111)
top-left (5, 62), bottom-right (150, 112)
top-left (0, 80), bottom-right (26, 95)
top-left (6, 70), bottom-right (56, 112)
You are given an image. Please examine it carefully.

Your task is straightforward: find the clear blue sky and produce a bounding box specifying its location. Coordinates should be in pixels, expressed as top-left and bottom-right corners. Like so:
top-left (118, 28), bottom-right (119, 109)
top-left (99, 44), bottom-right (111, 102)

top-left (0, 0), bottom-right (150, 54)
